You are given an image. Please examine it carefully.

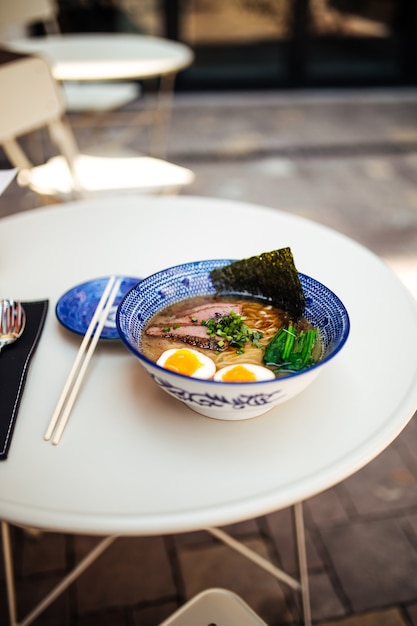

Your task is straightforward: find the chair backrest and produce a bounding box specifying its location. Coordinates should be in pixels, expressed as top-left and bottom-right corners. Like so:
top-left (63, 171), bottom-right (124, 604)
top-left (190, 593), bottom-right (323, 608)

top-left (0, 0), bottom-right (56, 29)
top-left (158, 589), bottom-right (268, 626)
top-left (0, 48), bottom-right (81, 188)
top-left (0, 50), bottom-right (65, 141)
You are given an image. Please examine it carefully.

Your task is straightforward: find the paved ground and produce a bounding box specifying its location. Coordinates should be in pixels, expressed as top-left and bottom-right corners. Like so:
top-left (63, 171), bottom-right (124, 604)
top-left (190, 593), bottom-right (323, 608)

top-left (1, 88), bottom-right (417, 626)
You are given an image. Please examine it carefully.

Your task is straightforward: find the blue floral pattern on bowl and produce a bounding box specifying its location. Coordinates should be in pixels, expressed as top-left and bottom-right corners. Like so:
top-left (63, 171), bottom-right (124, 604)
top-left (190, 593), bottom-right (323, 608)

top-left (151, 374), bottom-right (285, 410)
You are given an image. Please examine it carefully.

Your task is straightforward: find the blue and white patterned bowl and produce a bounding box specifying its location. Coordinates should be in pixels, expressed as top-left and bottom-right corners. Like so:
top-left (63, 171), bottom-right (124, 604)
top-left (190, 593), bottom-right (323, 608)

top-left (116, 259), bottom-right (350, 420)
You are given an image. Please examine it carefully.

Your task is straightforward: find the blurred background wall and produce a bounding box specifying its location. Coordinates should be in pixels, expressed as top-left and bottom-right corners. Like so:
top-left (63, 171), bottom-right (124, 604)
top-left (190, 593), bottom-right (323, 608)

top-left (54, 0), bottom-right (417, 91)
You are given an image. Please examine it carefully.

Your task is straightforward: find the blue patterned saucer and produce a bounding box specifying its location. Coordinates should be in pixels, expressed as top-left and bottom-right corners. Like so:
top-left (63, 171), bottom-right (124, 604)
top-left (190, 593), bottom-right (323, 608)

top-left (56, 276), bottom-right (141, 340)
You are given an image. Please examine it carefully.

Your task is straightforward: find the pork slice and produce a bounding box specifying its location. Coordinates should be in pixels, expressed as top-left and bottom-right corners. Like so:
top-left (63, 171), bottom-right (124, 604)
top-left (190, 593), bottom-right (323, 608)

top-left (145, 324), bottom-right (227, 350)
top-left (147, 325), bottom-right (208, 338)
top-left (158, 302), bottom-right (243, 326)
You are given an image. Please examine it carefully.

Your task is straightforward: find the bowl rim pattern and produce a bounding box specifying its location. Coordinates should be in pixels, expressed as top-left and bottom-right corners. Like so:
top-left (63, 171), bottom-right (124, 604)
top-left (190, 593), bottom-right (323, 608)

top-left (116, 259), bottom-right (350, 386)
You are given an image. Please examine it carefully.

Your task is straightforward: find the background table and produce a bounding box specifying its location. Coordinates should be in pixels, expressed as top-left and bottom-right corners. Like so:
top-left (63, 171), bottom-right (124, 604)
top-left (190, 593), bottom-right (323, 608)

top-left (7, 34), bottom-right (194, 156)
top-left (1, 194), bottom-right (417, 536)
top-left (8, 34), bottom-right (194, 81)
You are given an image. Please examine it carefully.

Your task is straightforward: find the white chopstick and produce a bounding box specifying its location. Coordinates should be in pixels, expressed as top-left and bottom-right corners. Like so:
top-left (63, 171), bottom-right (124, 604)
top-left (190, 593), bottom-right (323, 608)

top-left (44, 275), bottom-right (121, 445)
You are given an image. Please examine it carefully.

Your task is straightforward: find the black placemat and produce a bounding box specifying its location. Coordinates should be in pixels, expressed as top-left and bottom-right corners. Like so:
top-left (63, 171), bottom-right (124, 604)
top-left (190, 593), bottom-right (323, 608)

top-left (0, 301), bottom-right (48, 460)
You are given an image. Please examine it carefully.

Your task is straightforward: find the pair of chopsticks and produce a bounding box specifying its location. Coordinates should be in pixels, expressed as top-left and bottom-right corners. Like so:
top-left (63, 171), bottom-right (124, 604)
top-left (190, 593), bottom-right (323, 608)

top-left (45, 275), bottom-right (121, 445)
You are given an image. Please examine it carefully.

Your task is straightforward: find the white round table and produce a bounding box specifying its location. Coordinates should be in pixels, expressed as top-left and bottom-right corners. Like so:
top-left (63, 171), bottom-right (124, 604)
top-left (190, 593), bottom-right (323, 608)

top-left (7, 33), bottom-right (194, 155)
top-left (7, 34), bottom-right (194, 81)
top-left (1, 194), bottom-right (416, 536)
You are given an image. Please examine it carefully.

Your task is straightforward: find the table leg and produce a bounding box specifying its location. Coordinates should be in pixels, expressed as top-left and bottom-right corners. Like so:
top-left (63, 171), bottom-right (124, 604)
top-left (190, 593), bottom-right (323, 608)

top-left (1, 523), bottom-right (117, 626)
top-left (206, 502), bottom-right (311, 626)
top-left (66, 73), bottom-right (176, 161)
top-left (294, 502), bottom-right (312, 626)
top-left (1, 522), bottom-right (18, 626)
top-left (207, 525), bottom-right (301, 591)
top-left (149, 72), bottom-right (176, 159)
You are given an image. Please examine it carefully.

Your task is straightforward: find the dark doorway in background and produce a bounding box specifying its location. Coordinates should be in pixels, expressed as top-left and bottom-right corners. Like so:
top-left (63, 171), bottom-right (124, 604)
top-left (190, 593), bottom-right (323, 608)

top-left (162, 0), bottom-right (417, 90)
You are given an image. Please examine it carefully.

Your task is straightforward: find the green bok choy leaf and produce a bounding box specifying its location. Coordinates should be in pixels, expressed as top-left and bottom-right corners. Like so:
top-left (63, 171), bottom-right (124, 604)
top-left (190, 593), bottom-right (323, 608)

top-left (263, 322), bottom-right (320, 373)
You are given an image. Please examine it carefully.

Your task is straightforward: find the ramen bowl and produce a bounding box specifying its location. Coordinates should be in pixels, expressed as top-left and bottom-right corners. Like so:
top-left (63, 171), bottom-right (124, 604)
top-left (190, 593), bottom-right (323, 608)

top-left (116, 259), bottom-right (350, 420)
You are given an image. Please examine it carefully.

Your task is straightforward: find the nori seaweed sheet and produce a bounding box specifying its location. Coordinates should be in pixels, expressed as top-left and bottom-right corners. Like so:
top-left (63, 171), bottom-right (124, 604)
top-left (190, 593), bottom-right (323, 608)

top-left (210, 248), bottom-right (305, 320)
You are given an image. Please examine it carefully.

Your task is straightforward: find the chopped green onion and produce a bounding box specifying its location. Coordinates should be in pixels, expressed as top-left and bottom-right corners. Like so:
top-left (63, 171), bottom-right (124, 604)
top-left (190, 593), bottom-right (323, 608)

top-left (202, 309), bottom-right (263, 353)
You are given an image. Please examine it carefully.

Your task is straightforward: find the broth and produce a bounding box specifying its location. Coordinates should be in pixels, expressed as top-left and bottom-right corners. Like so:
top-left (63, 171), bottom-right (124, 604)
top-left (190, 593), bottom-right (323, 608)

top-left (141, 295), bottom-right (291, 370)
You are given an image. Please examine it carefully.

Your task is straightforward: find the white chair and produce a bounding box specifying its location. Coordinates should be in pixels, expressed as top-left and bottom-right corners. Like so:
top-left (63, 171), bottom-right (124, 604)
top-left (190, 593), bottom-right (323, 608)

top-left (158, 589), bottom-right (269, 626)
top-left (0, 0), bottom-right (194, 157)
top-left (0, 50), bottom-right (194, 201)
top-left (0, 0), bottom-right (140, 115)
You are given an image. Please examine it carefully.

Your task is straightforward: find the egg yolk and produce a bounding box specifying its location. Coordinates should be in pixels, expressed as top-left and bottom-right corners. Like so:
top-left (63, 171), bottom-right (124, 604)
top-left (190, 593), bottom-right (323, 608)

top-left (220, 365), bottom-right (258, 382)
top-left (164, 349), bottom-right (204, 376)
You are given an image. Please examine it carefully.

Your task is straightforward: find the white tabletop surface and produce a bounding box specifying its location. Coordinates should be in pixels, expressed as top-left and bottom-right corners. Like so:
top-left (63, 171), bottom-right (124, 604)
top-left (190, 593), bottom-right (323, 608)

top-left (8, 33), bottom-right (194, 81)
top-left (1, 195), bottom-right (417, 536)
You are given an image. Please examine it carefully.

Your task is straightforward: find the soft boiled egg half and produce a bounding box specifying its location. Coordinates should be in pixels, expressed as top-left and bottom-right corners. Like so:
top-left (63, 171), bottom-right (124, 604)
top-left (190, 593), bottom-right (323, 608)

top-left (213, 363), bottom-right (275, 383)
top-left (157, 348), bottom-right (216, 379)
top-left (156, 348), bottom-right (276, 383)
